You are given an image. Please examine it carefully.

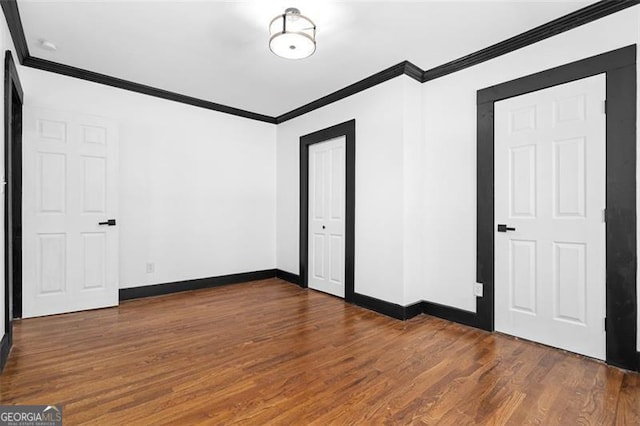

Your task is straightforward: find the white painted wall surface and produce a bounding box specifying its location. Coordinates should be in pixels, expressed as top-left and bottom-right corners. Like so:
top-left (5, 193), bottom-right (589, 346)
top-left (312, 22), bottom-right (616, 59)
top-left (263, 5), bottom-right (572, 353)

top-left (19, 68), bottom-right (277, 289)
top-left (276, 77), bottom-right (408, 305)
top-left (419, 7), bottom-right (640, 341)
top-left (402, 77), bottom-right (425, 305)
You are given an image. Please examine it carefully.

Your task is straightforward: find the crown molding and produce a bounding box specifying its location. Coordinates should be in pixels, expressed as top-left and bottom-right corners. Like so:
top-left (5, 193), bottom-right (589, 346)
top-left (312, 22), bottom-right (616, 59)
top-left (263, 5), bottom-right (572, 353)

top-left (403, 61), bottom-right (424, 82)
top-left (276, 61), bottom-right (421, 124)
top-left (1, 0), bottom-right (276, 123)
top-left (1, 0), bottom-right (638, 123)
top-left (0, 0), bottom-right (28, 64)
top-left (421, 0), bottom-right (640, 82)
top-left (22, 56), bottom-right (277, 123)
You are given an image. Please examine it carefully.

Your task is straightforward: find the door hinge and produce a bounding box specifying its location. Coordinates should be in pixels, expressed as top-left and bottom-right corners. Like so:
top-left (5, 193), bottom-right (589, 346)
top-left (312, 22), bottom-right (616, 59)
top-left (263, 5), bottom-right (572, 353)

top-left (603, 208), bottom-right (607, 223)
top-left (604, 99), bottom-right (607, 114)
top-left (604, 317), bottom-right (607, 332)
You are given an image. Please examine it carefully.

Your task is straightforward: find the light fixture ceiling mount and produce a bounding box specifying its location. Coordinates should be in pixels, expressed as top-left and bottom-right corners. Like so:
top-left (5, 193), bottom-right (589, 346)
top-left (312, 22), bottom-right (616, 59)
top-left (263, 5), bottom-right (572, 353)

top-left (38, 38), bottom-right (57, 52)
top-left (269, 7), bottom-right (316, 60)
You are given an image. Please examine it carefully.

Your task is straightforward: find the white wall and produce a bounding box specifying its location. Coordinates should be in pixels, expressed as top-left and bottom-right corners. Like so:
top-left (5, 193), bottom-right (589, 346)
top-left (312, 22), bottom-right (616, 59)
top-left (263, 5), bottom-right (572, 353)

top-left (419, 7), bottom-right (640, 347)
top-left (19, 68), bottom-right (277, 289)
top-left (277, 77), bottom-right (416, 305)
top-left (402, 77), bottom-right (425, 304)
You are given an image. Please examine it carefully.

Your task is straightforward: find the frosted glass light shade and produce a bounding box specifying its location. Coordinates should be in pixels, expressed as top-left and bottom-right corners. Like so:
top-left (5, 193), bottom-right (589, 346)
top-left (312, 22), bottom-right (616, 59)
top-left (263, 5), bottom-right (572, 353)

top-left (269, 8), bottom-right (316, 60)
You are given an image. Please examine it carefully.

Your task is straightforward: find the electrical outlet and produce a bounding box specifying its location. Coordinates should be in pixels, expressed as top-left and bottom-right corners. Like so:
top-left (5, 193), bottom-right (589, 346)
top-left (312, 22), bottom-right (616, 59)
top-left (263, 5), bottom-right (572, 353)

top-left (146, 262), bottom-right (155, 273)
top-left (474, 283), bottom-right (484, 297)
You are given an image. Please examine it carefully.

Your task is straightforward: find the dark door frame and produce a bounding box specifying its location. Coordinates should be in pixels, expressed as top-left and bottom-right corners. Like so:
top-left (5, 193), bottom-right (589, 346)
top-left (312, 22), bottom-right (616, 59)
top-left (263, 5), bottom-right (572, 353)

top-left (1, 50), bottom-right (23, 372)
top-left (299, 119), bottom-right (355, 302)
top-left (477, 45), bottom-right (637, 371)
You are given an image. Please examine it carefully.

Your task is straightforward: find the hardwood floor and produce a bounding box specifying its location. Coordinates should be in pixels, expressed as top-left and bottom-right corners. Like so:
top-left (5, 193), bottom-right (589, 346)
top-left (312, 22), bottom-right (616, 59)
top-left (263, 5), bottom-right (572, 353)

top-left (1, 278), bottom-right (639, 424)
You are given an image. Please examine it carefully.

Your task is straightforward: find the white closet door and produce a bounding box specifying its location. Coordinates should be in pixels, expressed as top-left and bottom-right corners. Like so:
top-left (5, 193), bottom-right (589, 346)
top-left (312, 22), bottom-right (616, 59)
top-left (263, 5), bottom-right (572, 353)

top-left (308, 136), bottom-right (346, 298)
top-left (23, 107), bottom-right (119, 317)
top-left (494, 74), bottom-right (606, 359)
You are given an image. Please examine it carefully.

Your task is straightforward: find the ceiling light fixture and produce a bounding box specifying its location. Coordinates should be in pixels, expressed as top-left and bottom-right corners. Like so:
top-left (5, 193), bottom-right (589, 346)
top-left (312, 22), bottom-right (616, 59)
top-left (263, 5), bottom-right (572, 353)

top-left (269, 7), bottom-right (316, 60)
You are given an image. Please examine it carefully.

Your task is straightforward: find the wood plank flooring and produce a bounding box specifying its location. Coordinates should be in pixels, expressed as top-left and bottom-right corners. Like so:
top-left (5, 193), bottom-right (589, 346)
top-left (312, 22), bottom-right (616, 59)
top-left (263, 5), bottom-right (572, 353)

top-left (1, 278), bottom-right (639, 424)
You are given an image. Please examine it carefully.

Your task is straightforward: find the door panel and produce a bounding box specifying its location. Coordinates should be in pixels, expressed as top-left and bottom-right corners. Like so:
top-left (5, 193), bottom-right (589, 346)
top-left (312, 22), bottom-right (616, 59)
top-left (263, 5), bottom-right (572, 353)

top-left (509, 239), bottom-right (537, 315)
top-left (329, 234), bottom-right (343, 284)
top-left (553, 242), bottom-right (586, 324)
top-left (553, 137), bottom-right (585, 217)
top-left (330, 146), bottom-right (344, 220)
top-left (38, 119), bottom-right (66, 141)
top-left (82, 156), bottom-right (106, 212)
top-left (312, 233), bottom-right (325, 280)
top-left (39, 152), bottom-right (66, 213)
top-left (82, 232), bottom-right (106, 289)
top-left (308, 136), bottom-right (346, 298)
top-left (495, 74), bottom-right (606, 360)
top-left (23, 107), bottom-right (119, 317)
top-left (509, 145), bottom-right (536, 217)
top-left (313, 152), bottom-right (325, 219)
top-left (38, 233), bottom-right (66, 294)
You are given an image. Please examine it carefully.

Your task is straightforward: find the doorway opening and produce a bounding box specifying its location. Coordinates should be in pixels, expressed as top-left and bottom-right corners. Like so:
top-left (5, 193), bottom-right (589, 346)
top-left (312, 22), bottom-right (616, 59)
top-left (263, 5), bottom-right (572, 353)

top-left (476, 45), bottom-right (637, 371)
top-left (493, 74), bottom-right (606, 360)
top-left (2, 51), bottom-right (24, 370)
top-left (299, 120), bottom-right (355, 302)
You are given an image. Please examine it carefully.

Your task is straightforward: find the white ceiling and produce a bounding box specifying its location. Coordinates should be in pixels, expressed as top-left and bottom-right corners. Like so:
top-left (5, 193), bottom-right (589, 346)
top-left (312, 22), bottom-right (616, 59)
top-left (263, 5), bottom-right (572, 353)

top-left (18, 0), bottom-right (596, 117)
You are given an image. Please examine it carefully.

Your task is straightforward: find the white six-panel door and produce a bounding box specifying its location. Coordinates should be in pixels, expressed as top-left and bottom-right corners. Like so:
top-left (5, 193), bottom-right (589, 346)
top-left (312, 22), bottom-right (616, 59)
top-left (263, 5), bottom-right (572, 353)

top-left (494, 74), bottom-right (606, 360)
top-left (308, 136), bottom-right (346, 298)
top-left (23, 107), bottom-right (119, 318)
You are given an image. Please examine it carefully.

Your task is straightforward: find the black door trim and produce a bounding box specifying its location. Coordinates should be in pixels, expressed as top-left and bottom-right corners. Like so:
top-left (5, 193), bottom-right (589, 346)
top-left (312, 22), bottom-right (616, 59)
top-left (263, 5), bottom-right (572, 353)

top-left (1, 51), bottom-right (23, 372)
top-left (477, 45), bottom-right (637, 371)
top-left (299, 120), bottom-right (355, 302)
